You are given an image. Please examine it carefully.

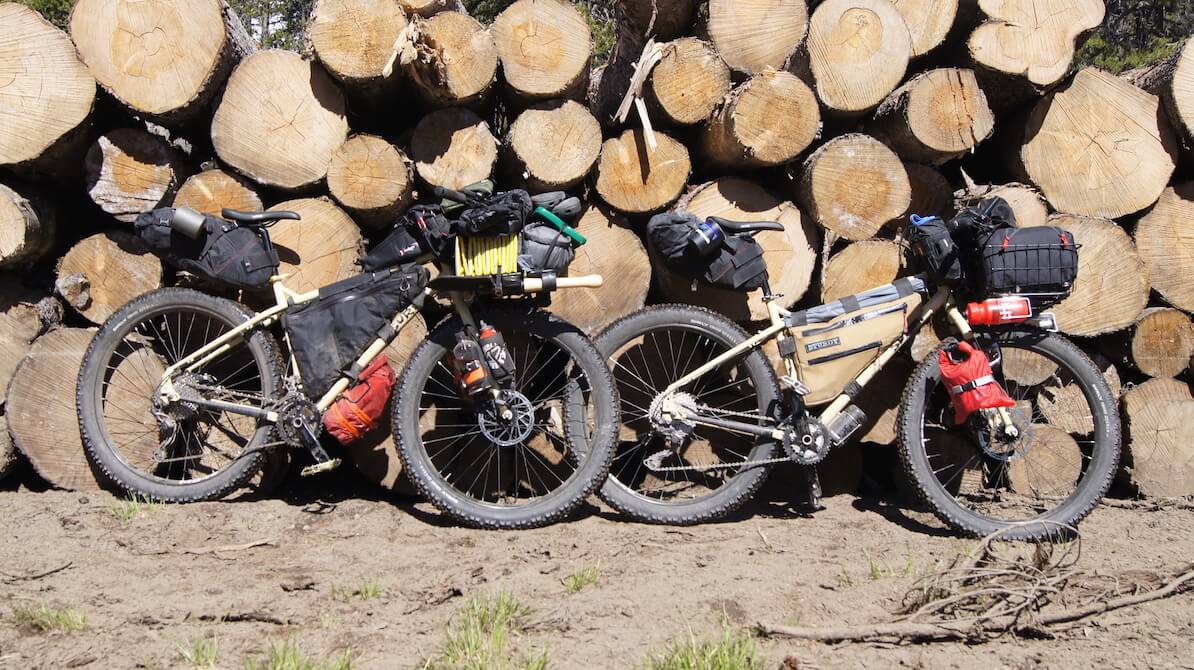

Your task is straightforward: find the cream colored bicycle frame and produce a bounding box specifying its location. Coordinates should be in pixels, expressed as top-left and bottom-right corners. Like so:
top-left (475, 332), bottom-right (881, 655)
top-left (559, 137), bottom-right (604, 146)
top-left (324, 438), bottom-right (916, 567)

top-left (155, 264), bottom-right (603, 422)
top-left (657, 286), bottom-right (961, 439)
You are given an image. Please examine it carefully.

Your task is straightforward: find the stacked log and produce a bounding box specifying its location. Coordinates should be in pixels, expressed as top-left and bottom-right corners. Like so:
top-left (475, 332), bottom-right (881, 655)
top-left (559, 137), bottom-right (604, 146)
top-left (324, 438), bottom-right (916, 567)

top-left (3, 0), bottom-right (1194, 503)
top-left (1120, 378), bottom-right (1194, 498)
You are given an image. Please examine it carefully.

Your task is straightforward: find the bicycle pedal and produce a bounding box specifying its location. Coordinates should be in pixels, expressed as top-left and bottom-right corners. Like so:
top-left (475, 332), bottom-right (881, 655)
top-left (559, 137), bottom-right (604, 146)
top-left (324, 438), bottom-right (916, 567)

top-left (780, 375), bottom-right (810, 396)
top-left (300, 458), bottom-right (342, 477)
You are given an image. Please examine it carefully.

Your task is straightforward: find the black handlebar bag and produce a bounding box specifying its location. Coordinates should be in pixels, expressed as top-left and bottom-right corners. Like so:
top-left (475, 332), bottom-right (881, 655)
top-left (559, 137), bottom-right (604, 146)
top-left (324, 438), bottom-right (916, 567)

top-left (970, 225), bottom-right (1078, 308)
top-left (455, 190), bottom-right (533, 237)
top-left (647, 212), bottom-right (768, 291)
top-left (133, 208), bottom-right (279, 289)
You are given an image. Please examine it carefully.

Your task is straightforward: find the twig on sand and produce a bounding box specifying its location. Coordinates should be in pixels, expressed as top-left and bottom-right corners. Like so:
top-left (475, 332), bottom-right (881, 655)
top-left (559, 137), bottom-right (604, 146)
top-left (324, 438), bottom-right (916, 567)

top-left (179, 539), bottom-right (275, 555)
top-left (2, 561), bottom-right (73, 583)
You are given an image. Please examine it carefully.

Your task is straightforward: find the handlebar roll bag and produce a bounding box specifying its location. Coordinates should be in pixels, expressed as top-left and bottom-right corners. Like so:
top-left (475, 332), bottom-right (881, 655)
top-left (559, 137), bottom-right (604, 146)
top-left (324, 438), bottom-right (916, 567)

top-left (363, 205), bottom-right (456, 270)
top-left (133, 207), bottom-right (279, 289)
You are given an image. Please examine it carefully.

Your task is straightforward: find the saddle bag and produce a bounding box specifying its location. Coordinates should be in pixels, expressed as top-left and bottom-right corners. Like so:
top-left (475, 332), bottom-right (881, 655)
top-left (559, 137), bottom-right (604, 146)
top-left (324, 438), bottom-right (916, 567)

top-left (787, 277), bottom-right (926, 406)
top-left (647, 212), bottom-right (768, 291)
top-left (283, 265), bottom-right (429, 399)
top-left (906, 215), bottom-right (962, 285)
top-left (134, 208), bottom-right (279, 289)
top-left (970, 225), bottom-right (1078, 308)
top-left (518, 223), bottom-right (576, 274)
top-left (363, 205), bottom-right (455, 271)
top-left (322, 355), bottom-right (397, 444)
top-left (456, 189), bottom-right (533, 237)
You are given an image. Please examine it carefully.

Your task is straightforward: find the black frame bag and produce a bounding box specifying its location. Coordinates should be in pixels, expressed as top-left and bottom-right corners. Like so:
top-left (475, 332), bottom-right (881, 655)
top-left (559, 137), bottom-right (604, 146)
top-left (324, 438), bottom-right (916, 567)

top-left (134, 208), bottom-right (279, 289)
top-left (647, 212), bottom-right (768, 291)
top-left (283, 265), bottom-right (429, 399)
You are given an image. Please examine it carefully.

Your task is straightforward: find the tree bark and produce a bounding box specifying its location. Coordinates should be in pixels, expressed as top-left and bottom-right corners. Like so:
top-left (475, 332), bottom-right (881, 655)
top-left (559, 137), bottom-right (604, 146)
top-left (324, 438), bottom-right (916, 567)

top-left (1135, 183), bottom-right (1194, 313)
top-left (504, 100), bottom-right (602, 192)
top-left (326, 134), bottom-right (414, 230)
top-left (308, 0), bottom-right (408, 101)
top-left (647, 38), bottom-right (731, 126)
top-left (653, 177), bottom-right (818, 322)
top-left (1050, 214), bottom-right (1149, 337)
top-left (1016, 68), bottom-right (1178, 219)
top-left (700, 71), bottom-right (821, 169)
top-left (173, 169), bottom-right (263, 216)
top-left (797, 134), bottom-right (911, 241)
top-left (0, 279), bottom-right (46, 406)
top-left (595, 129), bottom-right (691, 215)
top-left (410, 108), bottom-right (498, 191)
top-left (211, 51), bottom-right (349, 191)
top-left (707, 0), bottom-right (809, 75)
top-left (0, 414), bottom-right (14, 481)
top-left (869, 68), bottom-right (994, 166)
top-left (267, 198), bottom-right (364, 295)
top-left (1120, 378), bottom-right (1194, 499)
top-left (805, 0), bottom-right (911, 115)
top-left (1127, 39), bottom-right (1193, 148)
top-left (6, 328), bottom-right (105, 492)
top-left (1104, 307), bottom-right (1194, 379)
top-left (491, 0), bottom-right (592, 104)
top-left (403, 11), bottom-right (498, 109)
top-left (70, 0), bottom-right (245, 125)
top-left (821, 240), bottom-right (907, 303)
top-left (398, 0), bottom-right (466, 18)
top-left (954, 182), bottom-right (1048, 229)
top-left (55, 231), bottom-right (163, 326)
top-left (0, 183), bottom-right (57, 270)
top-left (545, 205), bottom-right (650, 334)
top-left (84, 129), bottom-right (183, 223)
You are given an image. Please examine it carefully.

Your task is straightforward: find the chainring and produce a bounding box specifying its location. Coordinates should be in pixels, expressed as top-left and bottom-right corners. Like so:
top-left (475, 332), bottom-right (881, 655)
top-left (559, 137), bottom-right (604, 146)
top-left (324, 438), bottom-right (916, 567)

top-left (782, 417), bottom-right (832, 466)
top-left (275, 393), bottom-right (322, 449)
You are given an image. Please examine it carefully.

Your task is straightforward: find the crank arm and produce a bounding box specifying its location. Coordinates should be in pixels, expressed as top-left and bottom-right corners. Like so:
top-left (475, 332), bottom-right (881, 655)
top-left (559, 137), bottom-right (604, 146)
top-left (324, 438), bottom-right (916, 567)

top-left (688, 415), bottom-right (785, 440)
top-left (189, 397), bottom-right (279, 423)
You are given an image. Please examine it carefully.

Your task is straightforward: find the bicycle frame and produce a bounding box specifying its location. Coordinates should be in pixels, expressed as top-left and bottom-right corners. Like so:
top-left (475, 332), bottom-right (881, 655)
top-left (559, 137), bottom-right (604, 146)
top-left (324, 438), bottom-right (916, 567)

top-left (656, 286), bottom-right (962, 440)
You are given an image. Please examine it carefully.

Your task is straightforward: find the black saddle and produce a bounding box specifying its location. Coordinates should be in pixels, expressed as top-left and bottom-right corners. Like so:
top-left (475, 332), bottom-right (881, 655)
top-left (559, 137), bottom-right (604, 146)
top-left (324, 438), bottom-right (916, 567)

top-left (222, 209), bottom-right (301, 225)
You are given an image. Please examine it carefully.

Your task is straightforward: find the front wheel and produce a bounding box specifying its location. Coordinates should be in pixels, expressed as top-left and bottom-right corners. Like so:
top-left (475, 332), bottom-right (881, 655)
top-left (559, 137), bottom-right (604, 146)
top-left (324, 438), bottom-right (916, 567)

top-left (393, 307), bottom-right (617, 529)
top-left (898, 329), bottom-right (1120, 540)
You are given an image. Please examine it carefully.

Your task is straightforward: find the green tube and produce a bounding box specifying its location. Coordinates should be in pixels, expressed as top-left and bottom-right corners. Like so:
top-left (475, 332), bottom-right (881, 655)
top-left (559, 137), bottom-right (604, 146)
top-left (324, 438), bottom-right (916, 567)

top-left (533, 207), bottom-right (587, 246)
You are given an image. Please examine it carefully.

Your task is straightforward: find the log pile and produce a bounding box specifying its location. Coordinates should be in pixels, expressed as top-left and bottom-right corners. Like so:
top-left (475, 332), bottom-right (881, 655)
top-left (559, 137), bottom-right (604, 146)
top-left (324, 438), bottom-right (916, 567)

top-left (0, 0), bottom-right (1191, 502)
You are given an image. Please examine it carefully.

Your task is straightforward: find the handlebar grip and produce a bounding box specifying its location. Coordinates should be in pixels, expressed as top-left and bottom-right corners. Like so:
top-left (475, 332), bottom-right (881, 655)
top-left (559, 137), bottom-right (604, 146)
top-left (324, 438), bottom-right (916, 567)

top-left (522, 275), bottom-right (604, 293)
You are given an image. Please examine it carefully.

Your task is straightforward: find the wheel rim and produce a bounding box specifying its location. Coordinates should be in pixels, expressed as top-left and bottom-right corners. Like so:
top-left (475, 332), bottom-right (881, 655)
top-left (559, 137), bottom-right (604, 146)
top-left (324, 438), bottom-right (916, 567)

top-left (411, 328), bottom-right (599, 509)
top-left (89, 304), bottom-right (271, 485)
top-left (917, 339), bottom-right (1106, 525)
top-left (605, 326), bottom-right (769, 505)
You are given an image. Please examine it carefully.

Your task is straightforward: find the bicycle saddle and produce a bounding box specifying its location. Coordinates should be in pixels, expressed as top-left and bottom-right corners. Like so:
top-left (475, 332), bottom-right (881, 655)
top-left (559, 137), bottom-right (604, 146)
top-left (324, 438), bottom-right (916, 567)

top-left (222, 209), bottom-right (302, 224)
top-left (707, 216), bottom-right (785, 235)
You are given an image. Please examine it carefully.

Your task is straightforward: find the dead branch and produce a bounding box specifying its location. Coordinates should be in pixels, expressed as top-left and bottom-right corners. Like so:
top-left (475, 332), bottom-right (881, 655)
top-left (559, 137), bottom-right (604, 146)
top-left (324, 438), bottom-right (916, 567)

top-left (1, 561), bottom-right (73, 583)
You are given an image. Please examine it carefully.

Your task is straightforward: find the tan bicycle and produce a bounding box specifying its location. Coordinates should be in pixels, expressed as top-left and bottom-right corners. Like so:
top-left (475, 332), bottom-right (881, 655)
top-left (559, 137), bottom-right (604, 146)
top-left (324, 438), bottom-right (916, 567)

top-left (594, 213), bottom-right (1120, 539)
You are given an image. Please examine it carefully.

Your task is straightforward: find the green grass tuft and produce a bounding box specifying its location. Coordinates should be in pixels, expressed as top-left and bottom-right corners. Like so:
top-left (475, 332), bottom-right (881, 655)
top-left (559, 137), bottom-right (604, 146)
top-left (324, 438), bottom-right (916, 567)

top-left (331, 578), bottom-right (384, 603)
top-left (563, 564), bottom-right (601, 594)
top-left (11, 603), bottom-right (88, 633)
top-left (644, 627), bottom-right (763, 670)
top-left (179, 636), bottom-right (219, 669)
top-left (110, 494), bottom-right (162, 521)
top-left (243, 638), bottom-right (355, 670)
top-left (423, 591), bottom-right (548, 670)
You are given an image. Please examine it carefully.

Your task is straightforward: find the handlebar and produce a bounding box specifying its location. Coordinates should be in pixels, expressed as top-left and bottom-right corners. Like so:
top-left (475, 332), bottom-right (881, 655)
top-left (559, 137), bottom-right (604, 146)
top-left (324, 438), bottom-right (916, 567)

top-left (433, 186), bottom-right (475, 205)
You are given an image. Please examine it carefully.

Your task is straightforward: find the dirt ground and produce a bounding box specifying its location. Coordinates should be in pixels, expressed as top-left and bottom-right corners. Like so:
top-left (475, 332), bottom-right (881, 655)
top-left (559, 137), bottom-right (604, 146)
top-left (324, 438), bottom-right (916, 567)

top-left (2, 461), bottom-right (1194, 670)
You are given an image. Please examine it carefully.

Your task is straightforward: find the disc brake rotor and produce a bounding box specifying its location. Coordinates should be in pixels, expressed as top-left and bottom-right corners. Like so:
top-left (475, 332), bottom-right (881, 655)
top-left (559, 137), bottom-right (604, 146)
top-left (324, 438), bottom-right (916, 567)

top-left (979, 407), bottom-right (1034, 462)
top-left (478, 391), bottom-right (536, 447)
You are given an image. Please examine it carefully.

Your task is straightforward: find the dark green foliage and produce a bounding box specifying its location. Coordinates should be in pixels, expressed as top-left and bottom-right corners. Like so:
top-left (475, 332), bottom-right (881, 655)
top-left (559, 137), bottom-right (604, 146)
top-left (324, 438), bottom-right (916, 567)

top-left (228, 0), bottom-right (314, 50)
top-left (463, 0), bottom-right (513, 24)
top-left (13, 0), bottom-right (75, 28)
top-left (1076, 0), bottom-right (1194, 73)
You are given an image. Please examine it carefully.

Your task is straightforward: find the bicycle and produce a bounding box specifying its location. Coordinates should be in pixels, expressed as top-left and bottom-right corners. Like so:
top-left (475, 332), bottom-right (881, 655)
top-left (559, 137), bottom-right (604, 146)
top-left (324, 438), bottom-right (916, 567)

top-left (594, 206), bottom-right (1120, 539)
top-left (75, 188), bottom-right (618, 529)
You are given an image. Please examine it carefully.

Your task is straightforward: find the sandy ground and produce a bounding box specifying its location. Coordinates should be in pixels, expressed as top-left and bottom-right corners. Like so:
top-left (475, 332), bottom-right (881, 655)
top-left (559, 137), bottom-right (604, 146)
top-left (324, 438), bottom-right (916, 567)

top-left (2, 463), bottom-right (1193, 670)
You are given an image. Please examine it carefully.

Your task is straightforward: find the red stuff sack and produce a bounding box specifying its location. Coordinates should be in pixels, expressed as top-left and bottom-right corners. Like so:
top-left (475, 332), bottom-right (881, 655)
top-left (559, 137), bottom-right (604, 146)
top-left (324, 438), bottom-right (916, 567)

top-left (938, 341), bottom-right (1015, 424)
top-left (322, 355), bottom-right (396, 445)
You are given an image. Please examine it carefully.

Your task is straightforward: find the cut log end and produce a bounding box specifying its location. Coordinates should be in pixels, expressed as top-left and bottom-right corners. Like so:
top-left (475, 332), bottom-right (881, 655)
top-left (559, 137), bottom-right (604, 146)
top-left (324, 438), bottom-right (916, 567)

top-left (491, 0), bottom-right (591, 102)
top-left (405, 11), bottom-right (498, 108)
top-left (707, 0), bottom-right (808, 75)
top-left (56, 231), bottom-right (164, 325)
top-left (506, 100), bottom-right (602, 192)
top-left (0, 5), bottom-right (95, 169)
top-left (1036, 353), bottom-right (1121, 436)
top-left (648, 38), bottom-right (731, 126)
top-left (309, 0), bottom-right (409, 84)
top-left (968, 0), bottom-right (1104, 89)
top-left (702, 71), bottom-right (821, 169)
top-left (807, 0), bottom-right (911, 114)
top-left (327, 134), bottom-right (413, 228)
top-left (84, 129), bottom-right (182, 223)
top-left (268, 198), bottom-right (364, 295)
top-left (410, 108), bottom-right (498, 191)
top-left (1050, 214), bottom-right (1149, 337)
top-left (954, 182), bottom-right (1048, 229)
top-left (1130, 308), bottom-right (1194, 379)
top-left (890, 0), bottom-right (959, 58)
top-left (1121, 378), bottom-right (1194, 498)
top-left (1006, 425), bottom-right (1084, 498)
top-left (798, 134), bottom-right (911, 241)
top-left (822, 240), bottom-right (906, 303)
top-left (0, 183), bottom-right (56, 270)
top-left (872, 68), bottom-right (994, 165)
top-left (1136, 183), bottom-right (1194, 313)
top-left (212, 51), bottom-right (348, 190)
top-left (904, 164), bottom-right (954, 220)
top-left (595, 129), bottom-right (692, 215)
top-left (1019, 69), bottom-right (1177, 219)
top-left (173, 169), bottom-right (263, 216)
top-left (0, 279), bottom-right (45, 406)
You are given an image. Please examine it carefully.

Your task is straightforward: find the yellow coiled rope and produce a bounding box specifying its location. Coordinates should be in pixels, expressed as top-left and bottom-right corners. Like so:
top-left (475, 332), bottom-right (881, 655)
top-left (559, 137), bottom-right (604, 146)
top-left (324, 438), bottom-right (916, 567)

top-left (455, 235), bottom-right (521, 276)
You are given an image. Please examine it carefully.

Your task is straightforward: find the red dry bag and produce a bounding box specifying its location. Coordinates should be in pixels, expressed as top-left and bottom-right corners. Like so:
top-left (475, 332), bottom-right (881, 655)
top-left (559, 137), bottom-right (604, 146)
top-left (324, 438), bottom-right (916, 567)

top-left (323, 355), bottom-right (396, 445)
top-left (938, 341), bottom-right (1015, 424)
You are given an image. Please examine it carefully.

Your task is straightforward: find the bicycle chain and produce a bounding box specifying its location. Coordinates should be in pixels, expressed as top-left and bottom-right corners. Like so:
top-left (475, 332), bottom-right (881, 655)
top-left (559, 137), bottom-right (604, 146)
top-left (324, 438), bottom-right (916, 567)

top-left (643, 403), bottom-right (791, 473)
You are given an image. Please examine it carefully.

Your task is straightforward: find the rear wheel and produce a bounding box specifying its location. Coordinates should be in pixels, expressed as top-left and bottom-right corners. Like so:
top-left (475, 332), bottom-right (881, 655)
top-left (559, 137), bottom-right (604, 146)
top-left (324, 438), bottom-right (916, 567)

top-left (393, 308), bottom-right (617, 529)
top-left (898, 330), bottom-right (1120, 539)
top-left (77, 289), bottom-right (283, 502)
top-left (593, 305), bottom-right (782, 525)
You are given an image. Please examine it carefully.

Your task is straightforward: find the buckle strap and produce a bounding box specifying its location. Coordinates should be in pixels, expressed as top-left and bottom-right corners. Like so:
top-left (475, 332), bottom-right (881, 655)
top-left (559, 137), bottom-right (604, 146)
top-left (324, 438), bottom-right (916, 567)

top-left (949, 375), bottom-right (997, 396)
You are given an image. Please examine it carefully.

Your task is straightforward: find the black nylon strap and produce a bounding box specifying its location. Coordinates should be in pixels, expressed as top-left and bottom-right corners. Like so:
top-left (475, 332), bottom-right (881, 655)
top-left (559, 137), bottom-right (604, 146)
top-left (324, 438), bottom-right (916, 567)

top-left (541, 271), bottom-right (557, 292)
top-left (377, 323), bottom-right (397, 342)
top-left (843, 381), bottom-right (863, 400)
top-left (342, 363), bottom-right (364, 382)
top-left (893, 276), bottom-right (916, 297)
top-left (777, 337), bottom-right (797, 357)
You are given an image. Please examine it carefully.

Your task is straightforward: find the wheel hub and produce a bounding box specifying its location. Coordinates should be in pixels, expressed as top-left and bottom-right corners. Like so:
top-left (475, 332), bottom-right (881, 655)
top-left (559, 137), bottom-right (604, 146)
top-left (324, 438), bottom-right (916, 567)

top-left (979, 407), bottom-right (1034, 462)
top-left (649, 392), bottom-right (699, 443)
top-left (478, 391), bottom-right (535, 446)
